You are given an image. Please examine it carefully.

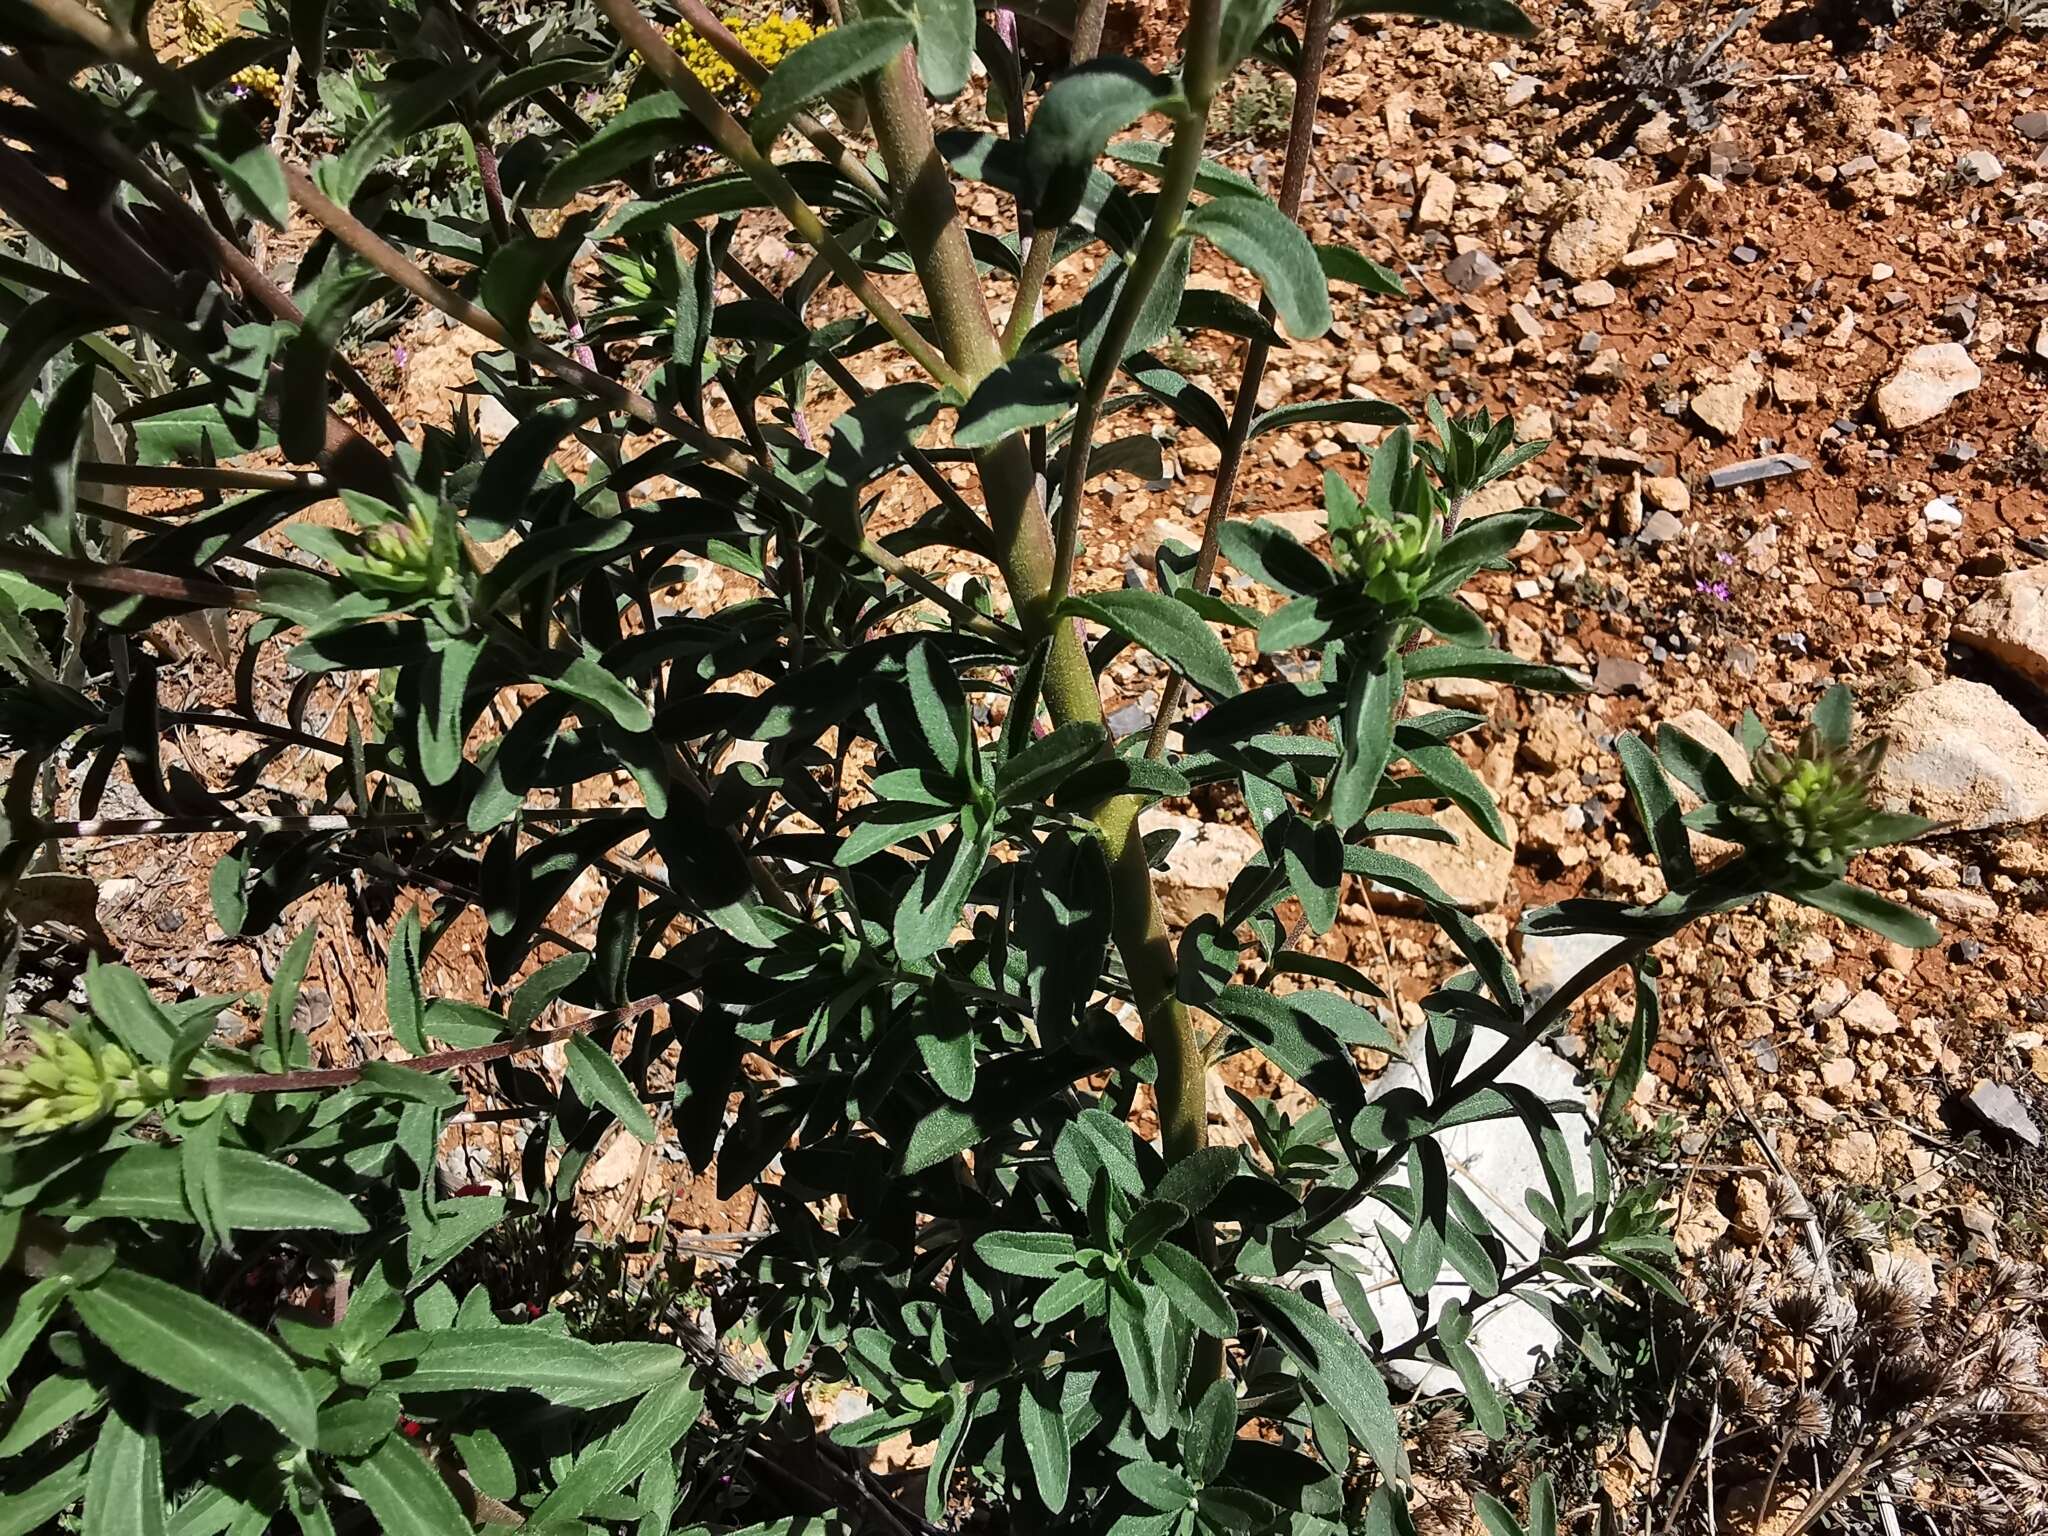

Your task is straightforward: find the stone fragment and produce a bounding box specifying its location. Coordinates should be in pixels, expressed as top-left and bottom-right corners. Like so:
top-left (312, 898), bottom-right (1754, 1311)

top-left (1729, 1176), bottom-right (1772, 1245)
top-left (1444, 247), bottom-right (1503, 293)
top-left (1622, 238), bottom-right (1679, 271)
top-left (1545, 162), bottom-right (1645, 280)
top-left (1966, 1081), bottom-right (2041, 1148)
top-left (1414, 171), bottom-right (1456, 229)
top-left (1958, 150), bottom-right (2004, 184)
top-left (1643, 476), bottom-right (1691, 513)
top-left (2017, 112), bottom-right (2048, 142)
top-left (1690, 378), bottom-right (1752, 439)
top-left (1873, 342), bottom-right (1981, 431)
top-left (1594, 655), bottom-right (1651, 695)
top-left (1875, 680), bottom-right (2048, 831)
top-left (1368, 805), bottom-right (1516, 913)
top-left (1954, 565), bottom-right (2048, 691)
top-left (1827, 1128), bottom-right (1881, 1182)
top-left (1706, 453), bottom-right (1812, 491)
top-left (1839, 990), bottom-right (1900, 1037)
top-left (1772, 369), bottom-right (1817, 408)
top-left (1142, 813), bottom-right (1264, 927)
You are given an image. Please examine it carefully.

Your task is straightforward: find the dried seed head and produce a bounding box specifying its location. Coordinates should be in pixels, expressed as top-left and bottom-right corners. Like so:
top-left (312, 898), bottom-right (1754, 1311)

top-left (1413, 1405), bottom-right (1484, 1470)
top-left (1773, 1287), bottom-right (1834, 1342)
top-left (1782, 1389), bottom-right (1832, 1446)
top-left (1851, 1271), bottom-right (1927, 1343)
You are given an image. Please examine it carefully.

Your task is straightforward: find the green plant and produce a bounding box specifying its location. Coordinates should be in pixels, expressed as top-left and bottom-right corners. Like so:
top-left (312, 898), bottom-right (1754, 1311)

top-left (0, 0), bottom-right (1945, 1531)
top-left (1224, 69), bottom-right (1295, 141)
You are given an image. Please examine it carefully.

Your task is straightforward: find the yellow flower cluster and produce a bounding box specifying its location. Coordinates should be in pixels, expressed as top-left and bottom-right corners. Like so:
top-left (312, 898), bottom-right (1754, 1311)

top-left (179, 3), bottom-right (283, 106)
top-left (179, 0), bottom-right (231, 50)
top-left (664, 12), bottom-right (822, 103)
top-left (231, 63), bottom-right (283, 104)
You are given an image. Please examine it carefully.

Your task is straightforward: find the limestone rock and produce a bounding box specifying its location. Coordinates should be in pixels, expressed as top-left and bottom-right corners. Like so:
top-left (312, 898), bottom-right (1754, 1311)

top-left (1729, 1175), bottom-right (1772, 1245)
top-left (1516, 930), bottom-right (1627, 1004)
top-left (1875, 680), bottom-right (2048, 831)
top-left (1954, 565), bottom-right (2048, 691)
top-left (1690, 364), bottom-right (1762, 441)
top-left (1143, 812), bottom-right (1263, 927)
top-left (1369, 805), bottom-right (1516, 913)
top-left (1873, 343), bottom-right (1982, 431)
top-left (1644, 476), bottom-right (1691, 513)
top-left (1544, 163), bottom-right (1645, 280)
top-left (1521, 705), bottom-right (1595, 772)
top-left (1414, 171), bottom-right (1456, 230)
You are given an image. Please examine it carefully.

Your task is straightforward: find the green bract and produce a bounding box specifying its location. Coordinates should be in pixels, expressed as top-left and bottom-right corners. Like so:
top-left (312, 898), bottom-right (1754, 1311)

top-left (0, 1025), bottom-right (169, 1137)
top-left (344, 505), bottom-right (450, 597)
top-left (1327, 511), bottom-right (1440, 611)
top-left (1738, 732), bottom-right (1890, 872)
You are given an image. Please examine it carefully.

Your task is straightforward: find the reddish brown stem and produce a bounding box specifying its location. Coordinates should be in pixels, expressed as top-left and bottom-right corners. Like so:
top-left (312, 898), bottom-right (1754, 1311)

top-left (195, 991), bottom-right (686, 1096)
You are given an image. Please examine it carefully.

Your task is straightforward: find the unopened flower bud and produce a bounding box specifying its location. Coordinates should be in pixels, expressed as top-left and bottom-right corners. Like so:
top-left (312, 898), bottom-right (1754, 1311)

top-left (0, 1025), bottom-right (171, 1139)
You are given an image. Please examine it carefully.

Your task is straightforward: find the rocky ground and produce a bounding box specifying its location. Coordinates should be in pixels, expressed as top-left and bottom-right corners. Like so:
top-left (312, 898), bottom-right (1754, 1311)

top-left (18, 0), bottom-right (2048, 1528)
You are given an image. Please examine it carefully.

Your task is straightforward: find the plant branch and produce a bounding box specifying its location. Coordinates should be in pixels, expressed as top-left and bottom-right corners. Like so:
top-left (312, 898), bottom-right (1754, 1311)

top-left (1145, 0), bottom-right (1334, 760)
top-left (0, 547), bottom-right (258, 611)
top-left (0, 54), bottom-right (410, 452)
top-left (0, 458), bottom-right (324, 493)
top-left (34, 807), bottom-right (640, 840)
top-left (594, 0), bottom-right (966, 393)
top-left (277, 163), bottom-right (1016, 646)
top-left (193, 988), bottom-right (690, 1096)
top-left (664, 0), bottom-right (889, 207)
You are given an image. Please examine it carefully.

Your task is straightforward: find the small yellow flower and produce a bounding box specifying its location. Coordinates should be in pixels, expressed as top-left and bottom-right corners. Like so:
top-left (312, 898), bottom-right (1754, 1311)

top-left (648, 11), bottom-right (823, 107)
top-left (231, 63), bottom-right (283, 105)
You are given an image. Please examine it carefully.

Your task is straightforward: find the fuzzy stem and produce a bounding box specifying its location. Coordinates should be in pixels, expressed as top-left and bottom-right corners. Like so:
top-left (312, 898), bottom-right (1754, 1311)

top-left (0, 548), bottom-right (257, 611)
top-left (193, 989), bottom-right (688, 1096)
top-left (861, 53), bottom-right (1004, 383)
top-left (997, 0), bottom-right (1108, 356)
top-left (1043, 0), bottom-right (1224, 612)
top-left (1145, 0), bottom-right (1335, 760)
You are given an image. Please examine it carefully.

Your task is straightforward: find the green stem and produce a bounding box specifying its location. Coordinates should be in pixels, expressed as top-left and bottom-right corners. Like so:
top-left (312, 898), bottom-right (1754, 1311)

top-left (1042, 113), bottom-right (1207, 612)
top-left (861, 53), bottom-right (1005, 384)
top-left (1145, 0), bottom-right (1335, 760)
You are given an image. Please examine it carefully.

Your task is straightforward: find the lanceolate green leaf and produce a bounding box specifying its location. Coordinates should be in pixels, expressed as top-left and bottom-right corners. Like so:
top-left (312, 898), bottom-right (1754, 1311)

top-left (1601, 965), bottom-right (1658, 1135)
top-left (954, 353), bottom-right (1079, 448)
top-left (1021, 60), bottom-right (1182, 226)
top-left (566, 1034), bottom-right (658, 1144)
top-left (1182, 198), bottom-right (1334, 340)
top-left (57, 1146), bottom-right (369, 1232)
top-left (71, 1271), bottom-right (320, 1447)
top-left (1017, 1375), bottom-right (1071, 1512)
top-left (1790, 877), bottom-right (1938, 949)
top-left (344, 1435), bottom-right (475, 1536)
top-left (533, 94), bottom-right (693, 206)
top-left (82, 1397), bottom-right (168, 1536)
top-left (751, 20), bottom-right (915, 145)
top-left (1238, 1283), bottom-right (1406, 1483)
top-left (1057, 590), bottom-right (1241, 702)
top-left (911, 0), bottom-right (975, 97)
